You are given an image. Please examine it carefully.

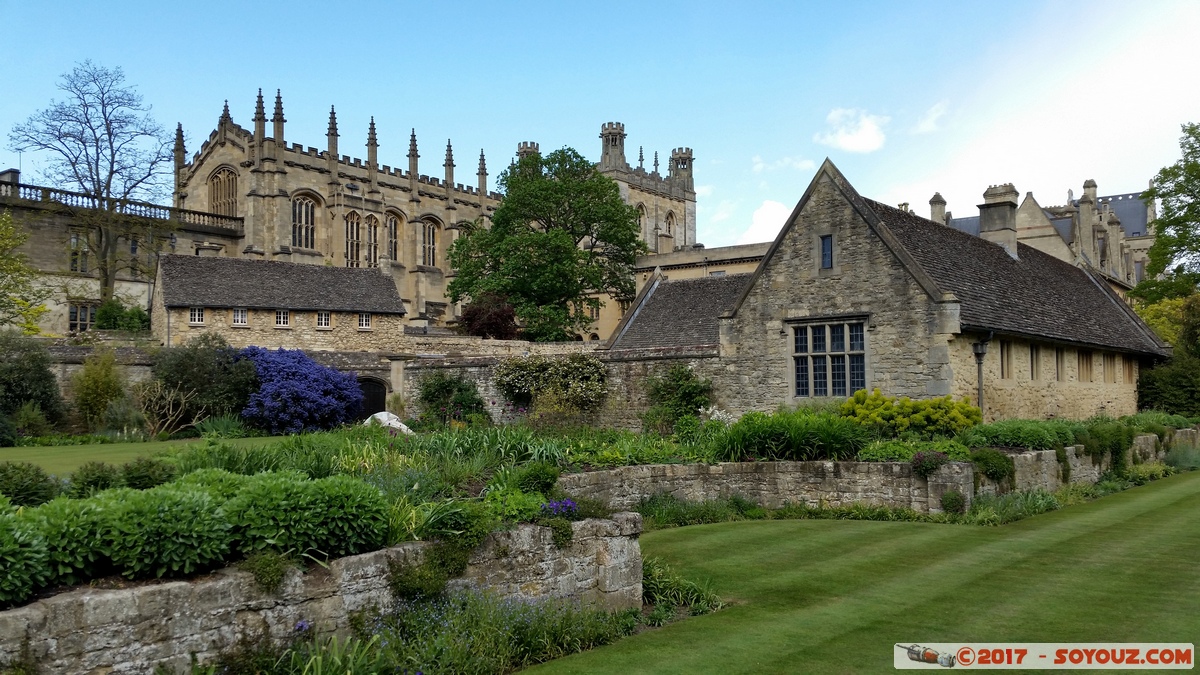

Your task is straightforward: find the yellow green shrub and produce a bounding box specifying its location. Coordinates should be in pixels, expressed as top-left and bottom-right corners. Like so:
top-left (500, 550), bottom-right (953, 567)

top-left (839, 389), bottom-right (982, 439)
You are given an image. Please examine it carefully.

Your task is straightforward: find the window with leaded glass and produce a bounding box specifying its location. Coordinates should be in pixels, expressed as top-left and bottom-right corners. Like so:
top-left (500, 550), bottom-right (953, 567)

top-left (344, 211), bottom-right (361, 267)
top-left (365, 215), bottom-right (379, 268)
top-left (208, 168), bottom-right (238, 217)
top-left (69, 231), bottom-right (89, 273)
top-left (386, 212), bottom-right (400, 261)
top-left (69, 304), bottom-right (96, 332)
top-left (792, 320), bottom-right (866, 398)
top-left (292, 196), bottom-right (316, 249)
top-left (422, 221), bottom-right (437, 267)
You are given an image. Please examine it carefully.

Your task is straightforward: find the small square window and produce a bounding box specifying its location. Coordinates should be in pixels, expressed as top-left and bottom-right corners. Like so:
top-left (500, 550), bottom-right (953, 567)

top-left (232, 308), bottom-right (248, 326)
top-left (819, 235), bottom-right (833, 269)
top-left (276, 309), bottom-right (290, 327)
top-left (358, 313), bottom-right (372, 330)
top-left (317, 311), bottom-right (331, 329)
top-left (189, 307), bottom-right (205, 325)
top-left (69, 304), bottom-right (96, 332)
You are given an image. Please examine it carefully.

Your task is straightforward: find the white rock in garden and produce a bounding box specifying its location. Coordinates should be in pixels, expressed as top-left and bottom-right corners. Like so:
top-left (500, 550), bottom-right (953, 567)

top-left (364, 411), bottom-right (414, 434)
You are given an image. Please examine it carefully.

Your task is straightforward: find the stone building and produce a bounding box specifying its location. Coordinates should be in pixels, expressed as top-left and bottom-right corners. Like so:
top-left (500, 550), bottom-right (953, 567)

top-left (607, 160), bottom-right (1169, 421)
top-left (935, 178), bottom-right (1156, 296)
top-left (2, 90), bottom-right (697, 337)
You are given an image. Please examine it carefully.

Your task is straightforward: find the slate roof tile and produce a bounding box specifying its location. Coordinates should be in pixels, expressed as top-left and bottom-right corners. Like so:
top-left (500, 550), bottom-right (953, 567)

top-left (158, 255), bottom-right (407, 315)
top-left (610, 274), bottom-right (750, 349)
top-left (865, 199), bottom-right (1166, 356)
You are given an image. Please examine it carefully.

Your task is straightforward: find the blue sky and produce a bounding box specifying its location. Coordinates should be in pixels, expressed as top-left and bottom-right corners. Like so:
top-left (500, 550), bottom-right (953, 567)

top-left (2, 0), bottom-right (1197, 247)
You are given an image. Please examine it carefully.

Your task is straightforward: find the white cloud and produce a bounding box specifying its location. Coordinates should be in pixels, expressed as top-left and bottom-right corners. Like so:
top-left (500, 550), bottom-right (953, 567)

top-left (707, 199), bottom-right (737, 223)
top-left (752, 155), bottom-right (816, 173)
top-left (737, 200), bottom-right (792, 244)
top-left (694, 184), bottom-right (714, 198)
top-left (912, 100), bottom-right (948, 134)
top-left (813, 108), bottom-right (889, 153)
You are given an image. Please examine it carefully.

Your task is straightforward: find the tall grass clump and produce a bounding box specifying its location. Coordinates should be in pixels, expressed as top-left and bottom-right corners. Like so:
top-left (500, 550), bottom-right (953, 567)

top-left (716, 409), bottom-right (870, 462)
top-left (636, 493), bottom-right (765, 530)
top-left (642, 556), bottom-right (725, 614)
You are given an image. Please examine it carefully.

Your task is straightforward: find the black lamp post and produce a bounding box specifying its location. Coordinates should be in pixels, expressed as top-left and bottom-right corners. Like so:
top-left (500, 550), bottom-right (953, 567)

top-left (971, 338), bottom-right (990, 410)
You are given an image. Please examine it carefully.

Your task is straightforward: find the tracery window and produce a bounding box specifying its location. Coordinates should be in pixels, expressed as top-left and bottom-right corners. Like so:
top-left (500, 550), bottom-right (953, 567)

top-left (208, 168), bottom-right (238, 217)
top-left (345, 211), bottom-right (361, 268)
top-left (665, 211), bottom-right (675, 236)
top-left (292, 196), bottom-right (317, 249)
top-left (422, 221), bottom-right (437, 267)
top-left (365, 215), bottom-right (379, 268)
top-left (386, 212), bottom-right (400, 262)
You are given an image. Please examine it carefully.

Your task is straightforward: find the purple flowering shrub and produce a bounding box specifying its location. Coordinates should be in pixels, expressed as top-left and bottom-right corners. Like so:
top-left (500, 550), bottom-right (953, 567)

top-left (541, 499), bottom-right (578, 518)
top-left (239, 347), bottom-right (363, 434)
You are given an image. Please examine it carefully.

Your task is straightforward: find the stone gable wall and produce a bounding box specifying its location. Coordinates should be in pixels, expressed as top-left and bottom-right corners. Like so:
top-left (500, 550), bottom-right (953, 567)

top-left (713, 176), bottom-right (959, 416)
top-left (0, 515), bottom-right (642, 675)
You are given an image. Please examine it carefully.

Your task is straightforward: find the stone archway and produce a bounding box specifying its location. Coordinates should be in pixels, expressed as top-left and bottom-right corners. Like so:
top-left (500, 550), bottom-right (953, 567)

top-left (358, 377), bottom-right (388, 418)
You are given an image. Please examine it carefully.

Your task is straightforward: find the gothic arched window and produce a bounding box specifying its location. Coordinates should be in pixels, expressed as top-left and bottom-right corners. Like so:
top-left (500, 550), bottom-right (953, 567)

top-left (208, 168), bottom-right (238, 217)
top-left (386, 212), bottom-right (401, 262)
top-left (292, 196), bottom-right (317, 249)
top-left (422, 221), bottom-right (437, 267)
top-left (636, 204), bottom-right (647, 237)
top-left (365, 215), bottom-right (379, 268)
top-left (344, 211), bottom-right (361, 267)
top-left (665, 211), bottom-right (675, 237)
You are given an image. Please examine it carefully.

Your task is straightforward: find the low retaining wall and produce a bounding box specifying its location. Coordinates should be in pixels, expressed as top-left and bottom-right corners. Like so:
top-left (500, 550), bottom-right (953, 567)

top-left (0, 514), bottom-right (642, 675)
top-left (559, 461), bottom-right (973, 514)
top-left (561, 431), bottom-right (1198, 515)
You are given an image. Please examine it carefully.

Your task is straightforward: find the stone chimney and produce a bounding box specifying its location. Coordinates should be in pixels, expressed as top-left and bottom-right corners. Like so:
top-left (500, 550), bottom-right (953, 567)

top-left (929, 193), bottom-right (947, 225)
top-left (978, 184), bottom-right (1019, 259)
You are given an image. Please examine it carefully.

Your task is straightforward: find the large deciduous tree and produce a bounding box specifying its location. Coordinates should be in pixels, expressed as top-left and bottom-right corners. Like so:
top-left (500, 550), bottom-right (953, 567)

top-left (447, 148), bottom-right (645, 341)
top-left (1131, 122), bottom-right (1200, 303)
top-left (8, 61), bottom-right (174, 301)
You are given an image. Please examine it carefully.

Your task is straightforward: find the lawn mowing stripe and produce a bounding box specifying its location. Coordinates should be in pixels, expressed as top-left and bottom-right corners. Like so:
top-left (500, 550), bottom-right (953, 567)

top-left (530, 472), bottom-right (1200, 675)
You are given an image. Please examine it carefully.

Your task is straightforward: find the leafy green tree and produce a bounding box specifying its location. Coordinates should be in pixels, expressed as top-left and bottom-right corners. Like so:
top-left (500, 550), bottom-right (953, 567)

top-left (152, 333), bottom-right (258, 421)
top-left (448, 148), bottom-right (645, 341)
top-left (1132, 123), bottom-right (1200, 302)
top-left (0, 211), bottom-right (51, 333)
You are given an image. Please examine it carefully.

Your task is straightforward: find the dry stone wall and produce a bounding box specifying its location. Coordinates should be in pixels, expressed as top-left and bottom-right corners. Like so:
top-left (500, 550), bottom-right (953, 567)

top-left (0, 515), bottom-right (642, 675)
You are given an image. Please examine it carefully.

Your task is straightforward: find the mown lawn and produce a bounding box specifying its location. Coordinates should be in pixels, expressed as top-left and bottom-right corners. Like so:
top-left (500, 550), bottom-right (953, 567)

top-left (531, 471), bottom-right (1200, 674)
top-left (1, 436), bottom-right (282, 476)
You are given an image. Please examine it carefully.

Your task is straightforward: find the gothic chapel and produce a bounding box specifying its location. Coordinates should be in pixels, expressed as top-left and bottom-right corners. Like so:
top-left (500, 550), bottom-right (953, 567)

top-left (170, 90), bottom-right (697, 328)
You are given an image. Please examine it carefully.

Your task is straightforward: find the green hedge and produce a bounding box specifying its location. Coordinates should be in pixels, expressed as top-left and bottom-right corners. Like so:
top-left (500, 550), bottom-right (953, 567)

top-left (0, 470), bottom-right (390, 608)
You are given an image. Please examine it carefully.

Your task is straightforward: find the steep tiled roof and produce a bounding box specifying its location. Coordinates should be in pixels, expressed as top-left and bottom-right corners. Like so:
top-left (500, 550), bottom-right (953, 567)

top-left (864, 199), bottom-right (1167, 356)
top-left (159, 255), bottom-right (406, 315)
top-left (609, 274), bottom-right (750, 349)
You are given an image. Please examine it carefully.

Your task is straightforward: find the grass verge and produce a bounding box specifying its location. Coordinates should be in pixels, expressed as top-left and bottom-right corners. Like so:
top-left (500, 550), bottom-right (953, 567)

top-left (529, 471), bottom-right (1200, 674)
top-left (1, 436), bottom-right (281, 476)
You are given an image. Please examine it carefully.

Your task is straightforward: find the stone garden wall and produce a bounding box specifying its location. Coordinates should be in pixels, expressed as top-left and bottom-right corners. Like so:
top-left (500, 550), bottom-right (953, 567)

top-left (559, 461), bottom-right (974, 514)
top-left (560, 431), bottom-right (1198, 516)
top-left (0, 514), bottom-right (642, 675)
